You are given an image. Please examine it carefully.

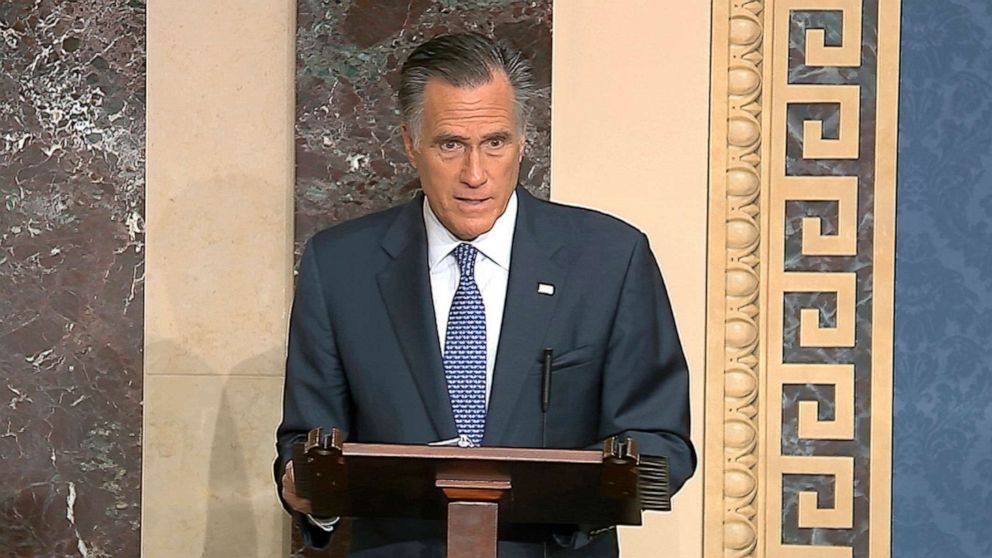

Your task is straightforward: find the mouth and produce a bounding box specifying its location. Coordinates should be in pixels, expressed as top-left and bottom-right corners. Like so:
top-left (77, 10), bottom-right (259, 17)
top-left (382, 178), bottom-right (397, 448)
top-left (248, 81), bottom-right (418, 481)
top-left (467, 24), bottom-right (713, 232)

top-left (454, 196), bottom-right (492, 209)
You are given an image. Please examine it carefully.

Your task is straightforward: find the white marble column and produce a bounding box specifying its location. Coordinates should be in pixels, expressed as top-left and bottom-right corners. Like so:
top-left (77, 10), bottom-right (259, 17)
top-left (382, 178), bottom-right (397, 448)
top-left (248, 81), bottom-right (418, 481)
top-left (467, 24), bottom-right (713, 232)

top-left (143, 0), bottom-right (295, 555)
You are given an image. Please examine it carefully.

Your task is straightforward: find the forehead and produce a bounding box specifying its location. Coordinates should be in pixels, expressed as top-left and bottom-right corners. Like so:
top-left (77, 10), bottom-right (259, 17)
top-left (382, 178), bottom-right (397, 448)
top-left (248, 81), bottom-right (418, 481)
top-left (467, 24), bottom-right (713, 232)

top-left (421, 73), bottom-right (516, 131)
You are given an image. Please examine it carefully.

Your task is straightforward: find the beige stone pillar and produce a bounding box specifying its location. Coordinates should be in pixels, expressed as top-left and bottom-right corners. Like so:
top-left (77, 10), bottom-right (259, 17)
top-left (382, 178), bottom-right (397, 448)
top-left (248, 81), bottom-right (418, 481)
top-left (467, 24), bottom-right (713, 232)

top-left (143, 0), bottom-right (295, 555)
top-left (551, 2), bottom-right (711, 557)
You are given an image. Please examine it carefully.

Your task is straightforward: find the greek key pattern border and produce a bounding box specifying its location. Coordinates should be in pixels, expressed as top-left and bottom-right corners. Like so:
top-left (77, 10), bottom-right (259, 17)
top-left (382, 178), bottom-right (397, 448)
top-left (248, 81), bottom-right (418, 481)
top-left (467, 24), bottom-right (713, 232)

top-left (706, 1), bottom-right (898, 557)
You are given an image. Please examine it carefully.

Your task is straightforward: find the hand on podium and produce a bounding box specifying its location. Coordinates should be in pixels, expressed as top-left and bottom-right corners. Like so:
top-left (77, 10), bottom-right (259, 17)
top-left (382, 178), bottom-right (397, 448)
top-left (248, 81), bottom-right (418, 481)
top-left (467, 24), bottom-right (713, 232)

top-left (284, 460), bottom-right (340, 533)
top-left (281, 460), bottom-right (313, 514)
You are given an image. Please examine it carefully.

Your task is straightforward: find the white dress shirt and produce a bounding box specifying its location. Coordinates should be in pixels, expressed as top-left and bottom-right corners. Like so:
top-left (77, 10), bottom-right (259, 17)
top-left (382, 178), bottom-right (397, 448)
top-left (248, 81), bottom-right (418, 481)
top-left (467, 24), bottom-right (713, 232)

top-left (424, 191), bottom-right (516, 408)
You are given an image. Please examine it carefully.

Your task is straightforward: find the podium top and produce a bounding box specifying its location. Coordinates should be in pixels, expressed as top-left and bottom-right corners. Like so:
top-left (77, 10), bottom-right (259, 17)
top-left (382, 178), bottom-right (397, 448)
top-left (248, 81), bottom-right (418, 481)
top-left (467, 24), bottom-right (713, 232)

top-left (293, 428), bottom-right (666, 525)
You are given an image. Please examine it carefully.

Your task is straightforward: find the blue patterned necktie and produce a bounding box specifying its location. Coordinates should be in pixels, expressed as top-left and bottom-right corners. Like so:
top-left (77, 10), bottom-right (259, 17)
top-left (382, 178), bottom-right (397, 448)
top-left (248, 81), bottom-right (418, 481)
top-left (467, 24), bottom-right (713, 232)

top-left (443, 243), bottom-right (487, 447)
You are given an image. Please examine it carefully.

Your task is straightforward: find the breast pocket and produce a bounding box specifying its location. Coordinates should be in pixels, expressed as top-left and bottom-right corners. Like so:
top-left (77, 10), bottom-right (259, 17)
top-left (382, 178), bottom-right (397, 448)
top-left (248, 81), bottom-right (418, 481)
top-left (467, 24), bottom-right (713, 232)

top-left (540, 344), bottom-right (598, 374)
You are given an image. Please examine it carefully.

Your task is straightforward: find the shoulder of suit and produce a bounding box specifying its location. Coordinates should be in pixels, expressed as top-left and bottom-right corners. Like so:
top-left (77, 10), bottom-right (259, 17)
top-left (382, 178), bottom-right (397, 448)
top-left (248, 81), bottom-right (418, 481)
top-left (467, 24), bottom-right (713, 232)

top-left (532, 196), bottom-right (646, 248)
top-left (305, 200), bottom-right (410, 254)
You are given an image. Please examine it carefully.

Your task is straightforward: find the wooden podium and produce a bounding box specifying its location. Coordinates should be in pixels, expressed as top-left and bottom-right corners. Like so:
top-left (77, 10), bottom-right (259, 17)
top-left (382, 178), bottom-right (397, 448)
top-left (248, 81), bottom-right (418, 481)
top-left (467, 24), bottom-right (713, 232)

top-left (293, 428), bottom-right (668, 558)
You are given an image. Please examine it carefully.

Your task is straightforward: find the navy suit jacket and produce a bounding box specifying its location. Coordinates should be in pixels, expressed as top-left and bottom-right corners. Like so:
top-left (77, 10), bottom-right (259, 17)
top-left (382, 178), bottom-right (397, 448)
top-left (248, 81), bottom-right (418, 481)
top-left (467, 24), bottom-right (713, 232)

top-left (275, 186), bottom-right (696, 557)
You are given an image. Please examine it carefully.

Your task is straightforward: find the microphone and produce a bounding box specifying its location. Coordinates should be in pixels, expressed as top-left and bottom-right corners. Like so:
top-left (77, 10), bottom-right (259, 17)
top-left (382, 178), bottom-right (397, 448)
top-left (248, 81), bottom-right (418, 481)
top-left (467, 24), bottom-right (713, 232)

top-left (541, 348), bottom-right (553, 413)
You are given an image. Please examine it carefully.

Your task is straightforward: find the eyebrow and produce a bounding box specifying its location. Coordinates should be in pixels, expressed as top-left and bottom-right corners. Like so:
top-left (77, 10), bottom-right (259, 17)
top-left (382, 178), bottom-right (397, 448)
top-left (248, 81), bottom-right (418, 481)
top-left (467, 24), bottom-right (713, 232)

top-left (432, 133), bottom-right (469, 145)
top-left (431, 130), bottom-right (513, 145)
top-left (482, 131), bottom-right (512, 142)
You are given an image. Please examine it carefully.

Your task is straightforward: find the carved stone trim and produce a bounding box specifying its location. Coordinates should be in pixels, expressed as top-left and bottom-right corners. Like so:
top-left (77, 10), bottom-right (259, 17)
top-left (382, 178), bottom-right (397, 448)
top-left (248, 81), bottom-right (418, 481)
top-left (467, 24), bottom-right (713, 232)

top-left (706, 2), bottom-right (766, 557)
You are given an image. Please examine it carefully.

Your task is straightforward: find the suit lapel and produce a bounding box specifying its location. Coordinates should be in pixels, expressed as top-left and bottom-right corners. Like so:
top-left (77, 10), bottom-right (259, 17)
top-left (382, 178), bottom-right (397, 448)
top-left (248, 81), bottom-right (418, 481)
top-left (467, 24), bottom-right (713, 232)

top-left (483, 188), bottom-right (569, 446)
top-left (376, 195), bottom-right (457, 440)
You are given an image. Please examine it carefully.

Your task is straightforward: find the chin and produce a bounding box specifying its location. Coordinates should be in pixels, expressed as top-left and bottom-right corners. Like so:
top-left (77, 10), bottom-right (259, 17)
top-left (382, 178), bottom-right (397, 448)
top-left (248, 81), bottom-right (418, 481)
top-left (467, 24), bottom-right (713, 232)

top-left (453, 219), bottom-right (496, 241)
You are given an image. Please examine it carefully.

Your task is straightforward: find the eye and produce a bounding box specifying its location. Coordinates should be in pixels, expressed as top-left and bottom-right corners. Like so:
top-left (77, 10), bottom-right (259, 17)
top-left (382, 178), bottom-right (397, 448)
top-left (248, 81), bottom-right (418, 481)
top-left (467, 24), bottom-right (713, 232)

top-left (439, 140), bottom-right (461, 152)
top-left (487, 138), bottom-right (505, 149)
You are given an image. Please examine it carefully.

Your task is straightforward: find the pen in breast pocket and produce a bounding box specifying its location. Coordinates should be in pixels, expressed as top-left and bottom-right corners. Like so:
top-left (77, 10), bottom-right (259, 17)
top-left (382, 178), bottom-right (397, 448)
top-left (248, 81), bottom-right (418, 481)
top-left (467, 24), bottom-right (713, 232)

top-left (541, 348), bottom-right (553, 413)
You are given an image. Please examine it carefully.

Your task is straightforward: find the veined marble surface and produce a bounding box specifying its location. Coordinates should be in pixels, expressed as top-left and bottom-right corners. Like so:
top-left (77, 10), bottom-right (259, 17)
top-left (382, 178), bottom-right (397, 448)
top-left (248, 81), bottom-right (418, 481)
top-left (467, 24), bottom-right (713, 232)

top-left (0, 1), bottom-right (144, 555)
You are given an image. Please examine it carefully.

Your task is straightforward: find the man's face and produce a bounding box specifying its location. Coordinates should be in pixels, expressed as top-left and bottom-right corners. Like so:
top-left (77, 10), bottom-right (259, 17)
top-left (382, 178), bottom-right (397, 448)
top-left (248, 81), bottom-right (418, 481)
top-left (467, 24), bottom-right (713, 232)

top-left (402, 72), bottom-right (524, 241)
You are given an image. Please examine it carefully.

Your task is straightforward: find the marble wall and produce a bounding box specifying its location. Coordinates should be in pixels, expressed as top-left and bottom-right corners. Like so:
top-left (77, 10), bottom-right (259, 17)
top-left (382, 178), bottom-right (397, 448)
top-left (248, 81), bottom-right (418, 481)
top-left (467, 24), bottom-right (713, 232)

top-left (0, 0), bottom-right (145, 556)
top-left (295, 0), bottom-right (552, 255)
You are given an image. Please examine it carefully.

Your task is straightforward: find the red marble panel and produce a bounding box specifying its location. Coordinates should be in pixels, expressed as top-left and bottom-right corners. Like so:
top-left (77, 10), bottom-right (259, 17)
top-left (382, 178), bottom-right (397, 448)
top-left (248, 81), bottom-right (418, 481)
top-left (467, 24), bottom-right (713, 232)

top-left (0, 1), bottom-right (145, 555)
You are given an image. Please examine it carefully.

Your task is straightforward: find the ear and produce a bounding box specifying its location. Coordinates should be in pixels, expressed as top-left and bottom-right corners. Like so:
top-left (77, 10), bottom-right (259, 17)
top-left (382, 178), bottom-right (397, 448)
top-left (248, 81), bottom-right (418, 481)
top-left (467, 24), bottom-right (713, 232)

top-left (401, 125), bottom-right (418, 168)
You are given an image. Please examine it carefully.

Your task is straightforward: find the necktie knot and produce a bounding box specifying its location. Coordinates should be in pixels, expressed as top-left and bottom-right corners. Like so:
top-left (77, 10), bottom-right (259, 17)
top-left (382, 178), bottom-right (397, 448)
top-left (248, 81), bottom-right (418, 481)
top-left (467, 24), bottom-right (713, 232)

top-left (453, 243), bottom-right (477, 279)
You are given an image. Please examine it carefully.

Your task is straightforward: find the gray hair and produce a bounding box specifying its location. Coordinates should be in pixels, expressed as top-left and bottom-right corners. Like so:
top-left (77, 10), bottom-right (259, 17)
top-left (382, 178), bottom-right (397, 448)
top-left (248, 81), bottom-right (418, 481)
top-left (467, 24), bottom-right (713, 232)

top-left (398, 32), bottom-right (535, 148)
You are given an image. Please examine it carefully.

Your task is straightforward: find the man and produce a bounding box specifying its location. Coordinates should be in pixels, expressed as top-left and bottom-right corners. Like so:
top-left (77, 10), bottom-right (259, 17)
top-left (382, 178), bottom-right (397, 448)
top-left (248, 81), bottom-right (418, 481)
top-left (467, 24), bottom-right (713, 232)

top-left (275, 32), bottom-right (695, 557)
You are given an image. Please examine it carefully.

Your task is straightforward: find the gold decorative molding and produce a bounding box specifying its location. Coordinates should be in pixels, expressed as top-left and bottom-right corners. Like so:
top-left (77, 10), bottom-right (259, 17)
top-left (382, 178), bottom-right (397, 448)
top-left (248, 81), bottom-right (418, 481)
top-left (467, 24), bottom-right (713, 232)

top-left (706, 2), bottom-right (766, 556)
top-left (706, 1), bottom-right (900, 557)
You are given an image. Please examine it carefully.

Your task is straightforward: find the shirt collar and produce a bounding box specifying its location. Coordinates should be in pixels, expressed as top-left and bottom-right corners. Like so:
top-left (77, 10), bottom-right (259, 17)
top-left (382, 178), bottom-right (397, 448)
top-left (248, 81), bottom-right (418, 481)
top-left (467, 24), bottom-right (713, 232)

top-left (423, 191), bottom-right (517, 271)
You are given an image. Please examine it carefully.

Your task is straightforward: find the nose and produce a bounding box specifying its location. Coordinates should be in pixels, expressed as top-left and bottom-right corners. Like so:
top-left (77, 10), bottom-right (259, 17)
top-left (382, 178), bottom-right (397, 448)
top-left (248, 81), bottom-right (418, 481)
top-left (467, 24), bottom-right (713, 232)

top-left (459, 147), bottom-right (487, 188)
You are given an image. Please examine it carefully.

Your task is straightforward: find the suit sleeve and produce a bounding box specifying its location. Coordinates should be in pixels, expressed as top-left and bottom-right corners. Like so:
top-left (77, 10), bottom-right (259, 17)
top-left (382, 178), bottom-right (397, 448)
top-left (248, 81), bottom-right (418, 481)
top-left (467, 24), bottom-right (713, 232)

top-left (597, 233), bottom-right (697, 495)
top-left (274, 239), bottom-right (353, 550)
